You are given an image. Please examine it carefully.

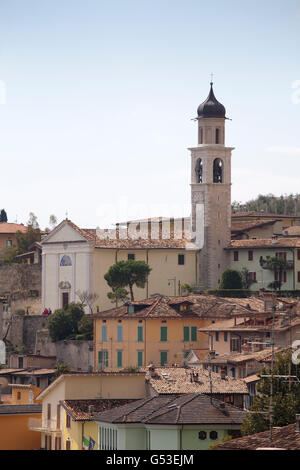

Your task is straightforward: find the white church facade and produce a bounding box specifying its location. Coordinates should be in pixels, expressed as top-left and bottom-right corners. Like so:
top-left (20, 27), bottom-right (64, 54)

top-left (41, 83), bottom-right (234, 312)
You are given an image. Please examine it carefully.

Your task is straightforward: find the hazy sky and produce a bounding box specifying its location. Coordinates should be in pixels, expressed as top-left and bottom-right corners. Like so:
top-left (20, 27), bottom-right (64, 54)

top-left (0, 0), bottom-right (299, 229)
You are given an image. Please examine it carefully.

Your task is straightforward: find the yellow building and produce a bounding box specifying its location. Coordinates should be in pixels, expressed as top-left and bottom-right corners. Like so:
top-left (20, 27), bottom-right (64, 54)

top-left (31, 372), bottom-right (147, 450)
top-left (92, 295), bottom-right (221, 371)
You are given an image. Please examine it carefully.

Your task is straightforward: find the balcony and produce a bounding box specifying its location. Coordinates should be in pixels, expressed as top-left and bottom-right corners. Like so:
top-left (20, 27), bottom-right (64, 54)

top-left (260, 260), bottom-right (294, 270)
top-left (28, 417), bottom-right (61, 434)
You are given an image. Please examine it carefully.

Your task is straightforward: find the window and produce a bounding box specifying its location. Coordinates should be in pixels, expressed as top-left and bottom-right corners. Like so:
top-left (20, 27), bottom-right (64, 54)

top-left (117, 350), bottom-right (122, 368)
top-left (98, 350), bottom-right (108, 368)
top-left (47, 404), bottom-right (51, 420)
top-left (55, 437), bottom-right (61, 450)
top-left (183, 325), bottom-right (197, 342)
top-left (210, 431), bottom-right (218, 440)
top-left (128, 254), bottom-right (135, 261)
top-left (213, 158), bottom-right (223, 183)
top-left (137, 326), bottom-right (143, 343)
top-left (224, 332), bottom-right (228, 342)
top-left (6, 240), bottom-right (12, 248)
top-left (249, 272), bottom-right (257, 282)
top-left (117, 326), bottom-right (123, 342)
top-left (196, 158), bottom-right (203, 183)
top-left (276, 252), bottom-right (287, 260)
top-left (17, 392), bottom-right (21, 400)
top-left (66, 413), bottom-right (71, 428)
top-left (137, 350), bottom-right (143, 367)
top-left (248, 250), bottom-right (253, 261)
top-left (233, 251), bottom-right (239, 262)
top-left (178, 254), bottom-right (185, 265)
top-left (62, 292), bottom-right (69, 308)
top-left (198, 431), bottom-right (207, 440)
top-left (216, 128), bottom-right (220, 144)
top-left (160, 351), bottom-right (168, 366)
top-left (215, 332), bottom-right (219, 342)
top-left (99, 427), bottom-right (117, 450)
top-left (57, 405), bottom-right (61, 429)
top-left (298, 272), bottom-right (300, 283)
top-left (66, 439), bottom-right (71, 450)
top-left (102, 325), bottom-right (107, 342)
top-left (160, 326), bottom-right (168, 342)
top-left (298, 250), bottom-right (300, 261)
top-left (60, 255), bottom-right (72, 266)
top-left (199, 127), bottom-right (203, 144)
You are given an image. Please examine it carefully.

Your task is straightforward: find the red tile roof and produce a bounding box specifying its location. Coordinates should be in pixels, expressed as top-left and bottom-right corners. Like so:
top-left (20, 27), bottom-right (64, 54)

top-left (0, 223), bottom-right (27, 234)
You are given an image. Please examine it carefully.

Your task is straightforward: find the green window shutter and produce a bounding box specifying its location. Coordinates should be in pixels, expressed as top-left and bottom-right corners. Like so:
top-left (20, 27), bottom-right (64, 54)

top-left (117, 326), bottom-right (123, 342)
top-left (102, 326), bottom-right (107, 342)
top-left (117, 350), bottom-right (122, 368)
top-left (191, 326), bottom-right (197, 342)
top-left (137, 351), bottom-right (143, 367)
top-left (137, 326), bottom-right (143, 342)
top-left (160, 351), bottom-right (168, 366)
top-left (160, 326), bottom-right (168, 342)
top-left (183, 326), bottom-right (190, 342)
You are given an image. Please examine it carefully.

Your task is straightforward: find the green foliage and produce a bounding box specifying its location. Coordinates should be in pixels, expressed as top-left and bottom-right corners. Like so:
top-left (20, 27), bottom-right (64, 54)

top-left (15, 226), bottom-right (40, 255)
top-left (209, 434), bottom-right (232, 450)
top-left (52, 361), bottom-right (71, 380)
top-left (48, 303), bottom-right (85, 342)
top-left (104, 260), bottom-right (152, 301)
top-left (240, 267), bottom-right (256, 289)
top-left (107, 287), bottom-right (130, 304)
top-left (206, 289), bottom-right (255, 298)
top-left (241, 351), bottom-right (300, 436)
top-left (232, 193), bottom-right (300, 216)
top-left (77, 315), bottom-right (94, 340)
top-left (219, 269), bottom-right (243, 290)
top-left (0, 209), bottom-right (8, 222)
top-left (181, 283), bottom-right (193, 295)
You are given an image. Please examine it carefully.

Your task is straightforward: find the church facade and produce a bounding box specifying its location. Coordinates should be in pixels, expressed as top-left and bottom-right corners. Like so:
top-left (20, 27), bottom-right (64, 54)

top-left (41, 83), bottom-right (233, 312)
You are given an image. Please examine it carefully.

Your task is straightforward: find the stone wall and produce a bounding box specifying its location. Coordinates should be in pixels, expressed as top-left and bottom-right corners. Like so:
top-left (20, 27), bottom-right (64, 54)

top-left (0, 264), bottom-right (41, 296)
top-left (35, 330), bottom-right (93, 371)
top-left (5, 314), bottom-right (49, 353)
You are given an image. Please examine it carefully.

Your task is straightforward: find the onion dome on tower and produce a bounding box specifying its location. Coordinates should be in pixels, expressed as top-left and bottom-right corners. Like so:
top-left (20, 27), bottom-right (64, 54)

top-left (197, 82), bottom-right (226, 119)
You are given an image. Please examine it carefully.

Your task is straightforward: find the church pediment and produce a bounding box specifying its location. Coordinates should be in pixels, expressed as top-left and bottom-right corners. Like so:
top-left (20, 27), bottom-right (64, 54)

top-left (41, 220), bottom-right (89, 244)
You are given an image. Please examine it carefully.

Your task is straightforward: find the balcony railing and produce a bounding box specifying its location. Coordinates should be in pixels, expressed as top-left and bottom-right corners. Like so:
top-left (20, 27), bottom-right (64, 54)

top-left (28, 417), bottom-right (61, 433)
top-left (261, 260), bottom-right (294, 270)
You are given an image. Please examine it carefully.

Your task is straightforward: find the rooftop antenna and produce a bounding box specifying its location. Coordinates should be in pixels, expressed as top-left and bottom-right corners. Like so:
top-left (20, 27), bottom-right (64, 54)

top-left (210, 72), bottom-right (214, 85)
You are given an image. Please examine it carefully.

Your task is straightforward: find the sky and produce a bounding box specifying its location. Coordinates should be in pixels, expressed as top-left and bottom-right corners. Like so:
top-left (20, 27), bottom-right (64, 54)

top-left (0, 0), bottom-right (299, 229)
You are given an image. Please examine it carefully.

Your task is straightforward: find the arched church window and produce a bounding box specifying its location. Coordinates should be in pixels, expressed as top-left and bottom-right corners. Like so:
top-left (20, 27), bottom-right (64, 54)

top-left (216, 128), bottom-right (220, 144)
top-left (213, 158), bottom-right (223, 183)
top-left (60, 255), bottom-right (72, 267)
top-left (195, 159), bottom-right (203, 183)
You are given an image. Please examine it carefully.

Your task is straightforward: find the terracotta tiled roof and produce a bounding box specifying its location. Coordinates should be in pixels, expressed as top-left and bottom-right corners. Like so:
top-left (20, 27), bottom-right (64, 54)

top-left (231, 220), bottom-right (280, 233)
top-left (199, 347), bottom-right (287, 365)
top-left (93, 237), bottom-right (195, 250)
top-left (91, 294), bottom-right (265, 320)
top-left (217, 423), bottom-right (300, 450)
top-left (0, 223), bottom-right (27, 234)
top-left (61, 399), bottom-right (137, 421)
top-left (12, 369), bottom-right (56, 376)
top-left (199, 314), bottom-right (300, 333)
top-left (95, 393), bottom-right (247, 425)
top-left (232, 212), bottom-right (294, 219)
top-left (228, 237), bottom-right (300, 248)
top-left (142, 367), bottom-right (249, 395)
top-left (283, 226), bottom-right (300, 236)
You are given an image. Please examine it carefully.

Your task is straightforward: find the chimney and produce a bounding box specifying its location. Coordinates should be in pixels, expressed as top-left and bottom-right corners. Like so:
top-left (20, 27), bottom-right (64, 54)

top-left (296, 415), bottom-right (300, 433)
top-left (116, 223), bottom-right (120, 240)
top-left (88, 405), bottom-right (95, 416)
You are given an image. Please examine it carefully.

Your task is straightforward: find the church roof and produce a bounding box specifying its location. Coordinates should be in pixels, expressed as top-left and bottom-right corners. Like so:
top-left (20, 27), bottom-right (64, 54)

top-left (197, 83), bottom-right (226, 119)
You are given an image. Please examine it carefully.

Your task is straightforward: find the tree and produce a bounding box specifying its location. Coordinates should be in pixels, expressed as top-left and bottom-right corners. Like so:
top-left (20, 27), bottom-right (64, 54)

top-left (48, 303), bottom-right (85, 342)
top-left (104, 260), bottom-right (152, 301)
top-left (75, 289), bottom-right (99, 313)
top-left (49, 214), bottom-right (57, 230)
top-left (77, 315), bottom-right (94, 340)
top-left (0, 209), bottom-right (7, 222)
top-left (15, 225), bottom-right (41, 255)
top-left (240, 267), bottom-right (256, 289)
top-left (27, 212), bottom-right (39, 230)
top-left (241, 351), bottom-right (300, 436)
top-left (261, 255), bottom-right (291, 291)
top-left (219, 269), bottom-right (243, 290)
top-left (107, 287), bottom-right (130, 306)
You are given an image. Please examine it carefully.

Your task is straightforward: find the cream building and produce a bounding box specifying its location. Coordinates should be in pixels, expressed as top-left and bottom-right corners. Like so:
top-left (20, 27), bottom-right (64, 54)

top-left (41, 83), bottom-right (234, 311)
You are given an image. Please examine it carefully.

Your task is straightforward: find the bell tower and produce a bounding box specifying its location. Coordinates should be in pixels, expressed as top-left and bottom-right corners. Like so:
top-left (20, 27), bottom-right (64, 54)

top-left (189, 82), bottom-right (234, 290)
